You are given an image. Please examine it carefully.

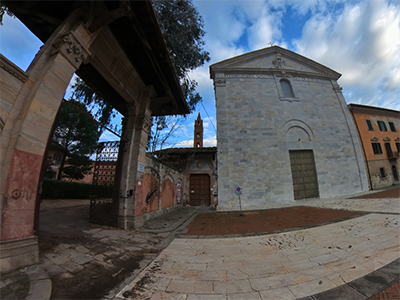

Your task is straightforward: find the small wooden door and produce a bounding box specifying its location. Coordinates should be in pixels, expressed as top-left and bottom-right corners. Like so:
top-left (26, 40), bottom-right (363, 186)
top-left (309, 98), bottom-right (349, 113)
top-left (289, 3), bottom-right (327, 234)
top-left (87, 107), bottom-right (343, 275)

top-left (189, 174), bottom-right (210, 206)
top-left (289, 150), bottom-right (319, 200)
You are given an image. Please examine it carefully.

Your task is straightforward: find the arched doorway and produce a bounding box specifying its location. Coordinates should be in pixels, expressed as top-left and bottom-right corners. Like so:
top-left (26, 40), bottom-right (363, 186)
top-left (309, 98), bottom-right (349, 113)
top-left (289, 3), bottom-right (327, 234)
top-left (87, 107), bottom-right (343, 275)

top-left (392, 165), bottom-right (399, 182)
top-left (189, 174), bottom-right (210, 206)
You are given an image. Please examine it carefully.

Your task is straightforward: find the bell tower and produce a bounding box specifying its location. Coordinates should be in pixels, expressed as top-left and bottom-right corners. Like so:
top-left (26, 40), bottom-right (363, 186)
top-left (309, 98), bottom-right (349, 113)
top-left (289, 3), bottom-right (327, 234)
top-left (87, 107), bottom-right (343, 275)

top-left (194, 113), bottom-right (203, 148)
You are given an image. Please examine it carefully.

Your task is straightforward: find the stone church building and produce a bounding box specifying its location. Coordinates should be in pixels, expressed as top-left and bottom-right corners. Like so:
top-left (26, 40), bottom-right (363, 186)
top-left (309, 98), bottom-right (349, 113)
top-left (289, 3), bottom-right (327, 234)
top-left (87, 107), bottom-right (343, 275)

top-left (210, 46), bottom-right (369, 211)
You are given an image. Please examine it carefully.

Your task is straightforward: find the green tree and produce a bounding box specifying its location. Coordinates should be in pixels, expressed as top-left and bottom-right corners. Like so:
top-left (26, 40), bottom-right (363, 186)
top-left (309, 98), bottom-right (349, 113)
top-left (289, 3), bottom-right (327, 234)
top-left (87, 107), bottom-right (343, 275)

top-left (62, 155), bottom-right (93, 182)
top-left (153, 0), bottom-right (210, 111)
top-left (71, 0), bottom-right (210, 151)
top-left (53, 99), bottom-right (100, 180)
top-left (0, 2), bottom-right (15, 25)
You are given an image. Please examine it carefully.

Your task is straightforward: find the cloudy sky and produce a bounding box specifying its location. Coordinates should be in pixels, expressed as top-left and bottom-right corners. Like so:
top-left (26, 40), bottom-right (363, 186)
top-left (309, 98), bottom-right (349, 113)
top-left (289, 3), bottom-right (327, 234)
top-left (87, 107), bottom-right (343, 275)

top-left (1, 0), bottom-right (399, 148)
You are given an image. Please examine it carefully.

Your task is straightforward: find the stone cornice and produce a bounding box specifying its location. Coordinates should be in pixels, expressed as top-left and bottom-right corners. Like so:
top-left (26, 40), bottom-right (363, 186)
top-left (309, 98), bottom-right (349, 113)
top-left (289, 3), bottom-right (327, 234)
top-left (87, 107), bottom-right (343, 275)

top-left (216, 68), bottom-right (335, 82)
top-left (0, 54), bottom-right (28, 83)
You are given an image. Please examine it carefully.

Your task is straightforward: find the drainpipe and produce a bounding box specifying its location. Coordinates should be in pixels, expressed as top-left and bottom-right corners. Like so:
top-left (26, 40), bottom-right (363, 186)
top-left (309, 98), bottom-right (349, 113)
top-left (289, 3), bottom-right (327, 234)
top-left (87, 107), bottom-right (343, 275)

top-left (349, 106), bottom-right (373, 190)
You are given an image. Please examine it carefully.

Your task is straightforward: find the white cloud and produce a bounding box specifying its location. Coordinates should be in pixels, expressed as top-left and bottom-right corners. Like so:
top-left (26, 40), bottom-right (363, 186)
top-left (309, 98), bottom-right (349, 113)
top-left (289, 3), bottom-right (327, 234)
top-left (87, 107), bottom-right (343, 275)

top-left (175, 136), bottom-right (216, 148)
top-left (293, 0), bottom-right (400, 109)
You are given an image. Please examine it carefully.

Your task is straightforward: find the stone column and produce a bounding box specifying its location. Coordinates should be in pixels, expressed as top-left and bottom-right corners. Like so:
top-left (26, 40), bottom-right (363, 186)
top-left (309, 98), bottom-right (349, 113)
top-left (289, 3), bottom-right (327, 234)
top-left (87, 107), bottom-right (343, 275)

top-left (331, 81), bottom-right (369, 192)
top-left (0, 16), bottom-right (93, 273)
top-left (213, 75), bottom-right (231, 210)
top-left (118, 87), bottom-right (153, 230)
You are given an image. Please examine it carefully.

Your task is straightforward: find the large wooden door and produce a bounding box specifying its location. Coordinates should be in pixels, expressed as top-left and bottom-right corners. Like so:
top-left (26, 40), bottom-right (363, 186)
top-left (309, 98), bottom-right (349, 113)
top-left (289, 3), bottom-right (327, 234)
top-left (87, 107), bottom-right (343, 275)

top-left (289, 150), bottom-right (319, 200)
top-left (190, 174), bottom-right (210, 206)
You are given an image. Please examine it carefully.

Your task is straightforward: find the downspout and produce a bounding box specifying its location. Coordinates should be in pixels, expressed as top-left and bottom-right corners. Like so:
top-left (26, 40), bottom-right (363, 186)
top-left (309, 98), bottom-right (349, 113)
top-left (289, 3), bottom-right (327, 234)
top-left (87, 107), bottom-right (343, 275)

top-left (349, 106), bottom-right (373, 190)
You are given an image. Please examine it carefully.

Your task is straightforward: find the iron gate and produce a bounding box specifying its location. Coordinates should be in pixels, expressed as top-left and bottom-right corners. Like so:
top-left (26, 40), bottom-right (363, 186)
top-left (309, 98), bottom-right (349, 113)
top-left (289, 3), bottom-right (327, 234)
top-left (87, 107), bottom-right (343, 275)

top-left (89, 141), bottom-right (123, 227)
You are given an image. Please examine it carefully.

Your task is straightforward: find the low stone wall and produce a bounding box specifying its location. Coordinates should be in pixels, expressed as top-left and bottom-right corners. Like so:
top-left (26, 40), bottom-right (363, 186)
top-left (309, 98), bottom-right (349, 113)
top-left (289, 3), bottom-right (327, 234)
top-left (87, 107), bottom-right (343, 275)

top-left (0, 237), bottom-right (39, 274)
top-left (133, 154), bottom-right (184, 228)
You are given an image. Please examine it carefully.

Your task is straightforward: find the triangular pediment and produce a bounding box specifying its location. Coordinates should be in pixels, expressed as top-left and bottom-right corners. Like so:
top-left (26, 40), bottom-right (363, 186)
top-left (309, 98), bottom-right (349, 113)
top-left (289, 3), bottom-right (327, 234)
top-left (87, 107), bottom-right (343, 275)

top-left (210, 46), bottom-right (341, 79)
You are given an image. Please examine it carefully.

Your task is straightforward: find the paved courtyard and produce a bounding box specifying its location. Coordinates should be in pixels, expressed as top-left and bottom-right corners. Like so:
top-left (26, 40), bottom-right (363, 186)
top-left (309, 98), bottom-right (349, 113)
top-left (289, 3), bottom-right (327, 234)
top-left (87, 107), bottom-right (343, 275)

top-left (0, 188), bottom-right (399, 300)
top-left (114, 189), bottom-right (400, 300)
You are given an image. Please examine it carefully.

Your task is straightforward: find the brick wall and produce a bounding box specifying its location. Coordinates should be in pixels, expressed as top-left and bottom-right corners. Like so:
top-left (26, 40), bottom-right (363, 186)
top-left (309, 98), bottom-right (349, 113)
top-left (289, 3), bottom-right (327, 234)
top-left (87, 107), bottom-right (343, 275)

top-left (133, 154), bottom-right (184, 228)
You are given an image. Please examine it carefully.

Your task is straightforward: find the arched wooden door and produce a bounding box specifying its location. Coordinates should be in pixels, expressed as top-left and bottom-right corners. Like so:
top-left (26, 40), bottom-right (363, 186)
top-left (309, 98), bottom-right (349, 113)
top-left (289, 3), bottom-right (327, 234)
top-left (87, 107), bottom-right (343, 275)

top-left (189, 174), bottom-right (210, 206)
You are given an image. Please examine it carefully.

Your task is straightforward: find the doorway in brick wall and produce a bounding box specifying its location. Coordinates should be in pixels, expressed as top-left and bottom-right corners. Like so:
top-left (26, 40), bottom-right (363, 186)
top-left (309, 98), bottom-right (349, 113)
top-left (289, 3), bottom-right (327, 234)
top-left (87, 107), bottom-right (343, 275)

top-left (289, 150), bottom-right (319, 200)
top-left (189, 174), bottom-right (210, 206)
top-left (393, 165), bottom-right (399, 182)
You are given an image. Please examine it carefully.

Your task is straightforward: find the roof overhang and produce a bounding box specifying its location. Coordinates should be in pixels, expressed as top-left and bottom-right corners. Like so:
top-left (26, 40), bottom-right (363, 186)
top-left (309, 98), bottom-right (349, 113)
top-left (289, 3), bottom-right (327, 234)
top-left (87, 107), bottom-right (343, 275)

top-left (4, 0), bottom-right (190, 116)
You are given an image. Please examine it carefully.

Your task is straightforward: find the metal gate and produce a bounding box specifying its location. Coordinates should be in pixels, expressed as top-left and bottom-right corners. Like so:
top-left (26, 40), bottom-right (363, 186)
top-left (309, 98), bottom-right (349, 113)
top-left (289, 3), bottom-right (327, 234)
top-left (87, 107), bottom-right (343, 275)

top-left (89, 141), bottom-right (123, 227)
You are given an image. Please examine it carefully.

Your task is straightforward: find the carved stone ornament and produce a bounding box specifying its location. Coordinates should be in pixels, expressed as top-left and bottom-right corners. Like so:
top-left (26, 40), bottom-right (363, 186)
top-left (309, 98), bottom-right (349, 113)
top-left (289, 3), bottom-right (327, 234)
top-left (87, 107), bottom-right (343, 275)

top-left (273, 53), bottom-right (286, 69)
top-left (371, 136), bottom-right (379, 142)
top-left (137, 115), bottom-right (153, 133)
top-left (332, 84), bottom-right (343, 93)
top-left (214, 79), bottom-right (226, 87)
top-left (293, 77), bottom-right (328, 84)
top-left (383, 136), bottom-right (391, 142)
top-left (53, 33), bottom-right (88, 64)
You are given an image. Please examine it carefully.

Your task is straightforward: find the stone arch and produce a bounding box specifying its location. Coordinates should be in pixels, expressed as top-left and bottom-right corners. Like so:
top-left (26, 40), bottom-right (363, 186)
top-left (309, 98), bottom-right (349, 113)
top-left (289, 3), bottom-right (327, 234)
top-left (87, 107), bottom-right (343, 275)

top-left (282, 119), bottom-right (315, 141)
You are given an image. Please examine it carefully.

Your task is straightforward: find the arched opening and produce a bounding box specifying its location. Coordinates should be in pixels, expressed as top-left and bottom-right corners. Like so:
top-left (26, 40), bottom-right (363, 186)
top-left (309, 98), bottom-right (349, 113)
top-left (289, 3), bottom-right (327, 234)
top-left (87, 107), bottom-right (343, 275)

top-left (1, 1), bottom-right (189, 280)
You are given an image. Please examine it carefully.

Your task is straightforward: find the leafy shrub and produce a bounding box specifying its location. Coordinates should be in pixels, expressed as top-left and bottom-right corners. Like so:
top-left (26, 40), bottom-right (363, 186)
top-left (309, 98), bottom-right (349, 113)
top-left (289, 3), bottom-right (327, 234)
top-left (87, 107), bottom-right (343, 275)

top-left (42, 178), bottom-right (113, 199)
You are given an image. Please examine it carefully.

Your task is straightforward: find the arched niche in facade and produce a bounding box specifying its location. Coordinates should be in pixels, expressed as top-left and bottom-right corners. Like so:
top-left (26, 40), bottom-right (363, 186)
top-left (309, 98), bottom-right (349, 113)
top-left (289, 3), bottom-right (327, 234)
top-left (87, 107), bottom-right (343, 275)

top-left (282, 119), bottom-right (315, 142)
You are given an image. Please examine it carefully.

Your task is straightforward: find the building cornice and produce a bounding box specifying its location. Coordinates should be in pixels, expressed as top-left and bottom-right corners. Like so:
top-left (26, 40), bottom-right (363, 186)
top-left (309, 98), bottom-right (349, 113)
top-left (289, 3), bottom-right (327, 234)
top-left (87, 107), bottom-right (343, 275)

top-left (348, 103), bottom-right (400, 119)
top-left (0, 54), bottom-right (28, 83)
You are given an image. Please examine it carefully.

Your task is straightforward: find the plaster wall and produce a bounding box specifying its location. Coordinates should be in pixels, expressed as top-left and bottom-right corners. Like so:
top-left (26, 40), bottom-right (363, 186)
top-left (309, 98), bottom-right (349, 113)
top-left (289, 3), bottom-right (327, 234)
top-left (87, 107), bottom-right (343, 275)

top-left (350, 108), bottom-right (400, 189)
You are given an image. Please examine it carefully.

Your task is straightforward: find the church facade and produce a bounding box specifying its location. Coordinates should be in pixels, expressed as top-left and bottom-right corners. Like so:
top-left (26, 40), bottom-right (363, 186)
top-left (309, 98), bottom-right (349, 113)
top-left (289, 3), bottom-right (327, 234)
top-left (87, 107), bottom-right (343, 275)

top-left (210, 46), bottom-right (369, 211)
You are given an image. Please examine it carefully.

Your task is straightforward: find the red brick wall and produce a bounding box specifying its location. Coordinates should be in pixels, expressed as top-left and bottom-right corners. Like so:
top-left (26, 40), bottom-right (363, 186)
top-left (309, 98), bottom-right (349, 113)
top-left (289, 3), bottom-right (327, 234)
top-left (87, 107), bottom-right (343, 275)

top-left (161, 178), bottom-right (174, 209)
top-left (139, 173), bottom-right (159, 215)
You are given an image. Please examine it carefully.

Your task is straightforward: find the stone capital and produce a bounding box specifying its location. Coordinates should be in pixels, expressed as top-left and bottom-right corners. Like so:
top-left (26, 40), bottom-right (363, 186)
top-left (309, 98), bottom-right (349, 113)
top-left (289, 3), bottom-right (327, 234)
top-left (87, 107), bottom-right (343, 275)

top-left (52, 32), bottom-right (89, 68)
top-left (136, 115), bottom-right (153, 133)
top-left (214, 78), bottom-right (226, 88)
top-left (332, 83), bottom-right (343, 93)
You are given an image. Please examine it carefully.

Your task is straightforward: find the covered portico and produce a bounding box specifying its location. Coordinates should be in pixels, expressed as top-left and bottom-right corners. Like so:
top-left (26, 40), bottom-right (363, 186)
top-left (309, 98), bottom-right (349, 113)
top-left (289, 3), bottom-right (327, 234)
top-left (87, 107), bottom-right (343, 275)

top-left (0, 0), bottom-right (189, 273)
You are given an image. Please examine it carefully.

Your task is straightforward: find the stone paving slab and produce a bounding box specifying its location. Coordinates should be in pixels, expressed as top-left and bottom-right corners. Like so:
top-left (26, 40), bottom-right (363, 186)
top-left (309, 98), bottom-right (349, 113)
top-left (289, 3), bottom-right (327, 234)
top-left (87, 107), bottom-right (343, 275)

top-left (114, 208), bottom-right (400, 300)
top-left (1, 188), bottom-right (399, 300)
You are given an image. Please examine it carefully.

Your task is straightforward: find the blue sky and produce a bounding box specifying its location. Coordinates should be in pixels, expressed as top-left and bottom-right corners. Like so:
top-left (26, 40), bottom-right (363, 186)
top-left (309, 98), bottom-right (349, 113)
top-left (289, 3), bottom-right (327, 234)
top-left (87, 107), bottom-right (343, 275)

top-left (1, 0), bottom-right (399, 148)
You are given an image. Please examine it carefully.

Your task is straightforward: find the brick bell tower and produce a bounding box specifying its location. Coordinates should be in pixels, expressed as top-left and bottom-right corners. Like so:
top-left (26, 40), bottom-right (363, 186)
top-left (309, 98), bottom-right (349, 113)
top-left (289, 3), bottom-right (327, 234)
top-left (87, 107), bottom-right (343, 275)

top-left (194, 113), bottom-right (203, 148)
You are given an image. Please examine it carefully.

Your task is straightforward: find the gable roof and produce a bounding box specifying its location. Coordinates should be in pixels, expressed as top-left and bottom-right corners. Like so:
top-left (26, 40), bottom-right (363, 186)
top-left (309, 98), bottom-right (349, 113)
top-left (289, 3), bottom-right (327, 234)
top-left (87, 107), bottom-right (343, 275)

top-left (210, 46), bottom-right (341, 80)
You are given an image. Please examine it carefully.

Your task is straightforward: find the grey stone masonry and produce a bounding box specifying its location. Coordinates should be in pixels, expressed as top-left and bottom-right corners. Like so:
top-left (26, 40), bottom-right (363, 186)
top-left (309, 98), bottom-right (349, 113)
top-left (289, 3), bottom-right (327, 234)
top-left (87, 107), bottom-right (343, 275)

top-left (210, 46), bottom-right (369, 211)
